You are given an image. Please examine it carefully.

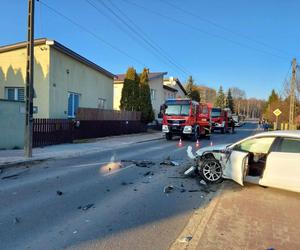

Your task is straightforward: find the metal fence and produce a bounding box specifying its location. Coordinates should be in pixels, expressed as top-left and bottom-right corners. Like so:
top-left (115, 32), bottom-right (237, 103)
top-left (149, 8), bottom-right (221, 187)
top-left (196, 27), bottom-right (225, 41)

top-left (33, 119), bottom-right (146, 147)
top-left (33, 119), bottom-right (73, 147)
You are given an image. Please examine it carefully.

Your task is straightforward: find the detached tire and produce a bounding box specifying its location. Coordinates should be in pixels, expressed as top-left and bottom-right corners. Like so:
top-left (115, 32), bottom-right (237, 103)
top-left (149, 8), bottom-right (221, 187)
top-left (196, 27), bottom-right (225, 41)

top-left (199, 159), bottom-right (223, 184)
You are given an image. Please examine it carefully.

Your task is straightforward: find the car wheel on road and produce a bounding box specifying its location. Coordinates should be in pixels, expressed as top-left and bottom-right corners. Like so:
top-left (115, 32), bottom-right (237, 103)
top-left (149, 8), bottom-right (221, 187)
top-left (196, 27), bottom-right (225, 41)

top-left (199, 159), bottom-right (223, 184)
top-left (166, 133), bottom-right (173, 140)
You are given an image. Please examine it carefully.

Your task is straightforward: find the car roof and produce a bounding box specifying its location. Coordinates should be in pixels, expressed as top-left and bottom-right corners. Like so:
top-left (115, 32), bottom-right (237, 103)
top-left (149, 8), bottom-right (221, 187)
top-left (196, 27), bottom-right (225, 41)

top-left (253, 130), bottom-right (300, 139)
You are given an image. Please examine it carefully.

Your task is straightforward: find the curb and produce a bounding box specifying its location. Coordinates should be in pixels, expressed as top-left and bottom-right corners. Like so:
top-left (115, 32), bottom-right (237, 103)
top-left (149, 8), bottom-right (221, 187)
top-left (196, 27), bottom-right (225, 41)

top-left (0, 135), bottom-right (164, 170)
top-left (170, 183), bottom-right (225, 250)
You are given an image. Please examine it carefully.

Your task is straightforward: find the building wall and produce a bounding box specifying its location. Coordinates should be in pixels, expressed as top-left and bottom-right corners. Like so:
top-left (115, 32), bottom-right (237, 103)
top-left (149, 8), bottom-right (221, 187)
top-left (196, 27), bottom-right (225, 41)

top-left (163, 78), bottom-right (186, 98)
top-left (149, 77), bottom-right (164, 119)
top-left (0, 45), bottom-right (51, 118)
top-left (49, 47), bottom-right (113, 118)
top-left (113, 82), bottom-right (123, 110)
top-left (0, 100), bottom-right (25, 149)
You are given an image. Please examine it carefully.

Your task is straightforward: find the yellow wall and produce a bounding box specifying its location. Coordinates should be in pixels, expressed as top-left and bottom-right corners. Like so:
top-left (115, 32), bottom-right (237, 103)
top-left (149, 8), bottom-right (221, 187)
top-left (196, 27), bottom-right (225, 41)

top-left (0, 43), bottom-right (113, 119)
top-left (0, 45), bottom-right (50, 118)
top-left (49, 48), bottom-right (113, 118)
top-left (113, 82), bottom-right (123, 110)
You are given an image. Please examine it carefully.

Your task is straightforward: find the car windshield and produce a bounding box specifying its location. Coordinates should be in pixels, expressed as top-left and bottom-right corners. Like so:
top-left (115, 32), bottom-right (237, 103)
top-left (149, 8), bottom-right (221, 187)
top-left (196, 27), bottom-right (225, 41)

top-left (211, 108), bottom-right (221, 118)
top-left (165, 104), bottom-right (190, 116)
top-left (234, 137), bottom-right (275, 153)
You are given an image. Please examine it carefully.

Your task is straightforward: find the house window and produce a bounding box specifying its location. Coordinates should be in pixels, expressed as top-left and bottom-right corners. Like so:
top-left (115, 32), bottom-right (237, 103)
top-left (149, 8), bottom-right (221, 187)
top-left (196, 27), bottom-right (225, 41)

top-left (150, 89), bottom-right (156, 101)
top-left (68, 92), bottom-right (80, 118)
top-left (5, 87), bottom-right (25, 101)
top-left (98, 98), bottom-right (106, 109)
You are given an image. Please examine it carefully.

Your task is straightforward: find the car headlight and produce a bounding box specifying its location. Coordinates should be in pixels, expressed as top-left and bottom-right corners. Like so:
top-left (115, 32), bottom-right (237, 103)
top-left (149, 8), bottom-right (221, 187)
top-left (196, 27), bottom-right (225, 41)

top-left (183, 126), bottom-right (192, 134)
top-left (162, 125), bottom-right (169, 133)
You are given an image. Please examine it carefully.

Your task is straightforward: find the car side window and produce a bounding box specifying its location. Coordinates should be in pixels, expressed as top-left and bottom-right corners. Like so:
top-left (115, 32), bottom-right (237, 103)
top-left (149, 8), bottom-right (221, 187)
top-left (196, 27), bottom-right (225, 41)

top-left (233, 137), bottom-right (275, 153)
top-left (277, 137), bottom-right (300, 153)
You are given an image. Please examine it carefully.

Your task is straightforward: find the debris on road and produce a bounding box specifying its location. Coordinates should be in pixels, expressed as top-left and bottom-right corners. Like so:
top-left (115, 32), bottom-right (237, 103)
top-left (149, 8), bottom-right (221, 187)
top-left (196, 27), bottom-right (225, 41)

top-left (188, 189), bottom-right (201, 193)
top-left (121, 181), bottom-right (128, 186)
top-left (78, 204), bottom-right (94, 211)
top-left (164, 185), bottom-right (175, 193)
top-left (56, 190), bottom-right (63, 196)
top-left (121, 160), bottom-right (155, 168)
top-left (2, 169), bottom-right (29, 180)
top-left (199, 180), bottom-right (207, 185)
top-left (13, 217), bottom-right (21, 224)
top-left (160, 160), bottom-right (179, 166)
top-left (143, 171), bottom-right (154, 177)
top-left (178, 236), bottom-right (193, 243)
top-left (133, 188), bottom-right (138, 191)
top-left (73, 230), bottom-right (78, 234)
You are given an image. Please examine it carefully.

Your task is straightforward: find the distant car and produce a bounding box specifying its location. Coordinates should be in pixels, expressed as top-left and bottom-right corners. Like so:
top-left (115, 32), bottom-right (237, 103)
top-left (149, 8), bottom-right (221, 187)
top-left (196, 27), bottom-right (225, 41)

top-left (186, 130), bottom-right (300, 193)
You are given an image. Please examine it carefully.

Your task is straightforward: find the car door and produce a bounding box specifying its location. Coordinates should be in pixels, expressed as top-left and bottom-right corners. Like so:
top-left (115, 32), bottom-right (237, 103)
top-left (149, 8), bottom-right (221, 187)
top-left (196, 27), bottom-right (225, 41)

top-left (222, 150), bottom-right (249, 186)
top-left (260, 137), bottom-right (300, 193)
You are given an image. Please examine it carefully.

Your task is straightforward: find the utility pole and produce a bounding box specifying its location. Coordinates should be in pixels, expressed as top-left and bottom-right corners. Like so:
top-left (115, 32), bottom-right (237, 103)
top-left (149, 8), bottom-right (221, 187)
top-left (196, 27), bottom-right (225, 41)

top-left (289, 58), bottom-right (296, 130)
top-left (24, 0), bottom-right (35, 158)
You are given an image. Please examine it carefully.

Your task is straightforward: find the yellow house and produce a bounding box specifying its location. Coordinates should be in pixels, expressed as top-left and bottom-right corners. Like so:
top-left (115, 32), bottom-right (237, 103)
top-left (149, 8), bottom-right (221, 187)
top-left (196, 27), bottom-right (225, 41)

top-left (0, 38), bottom-right (114, 118)
top-left (114, 72), bottom-right (169, 120)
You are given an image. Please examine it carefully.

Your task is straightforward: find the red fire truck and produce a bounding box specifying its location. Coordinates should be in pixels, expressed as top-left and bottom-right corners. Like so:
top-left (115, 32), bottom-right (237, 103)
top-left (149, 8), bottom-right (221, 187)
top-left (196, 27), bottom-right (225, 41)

top-left (161, 99), bottom-right (211, 141)
top-left (211, 107), bottom-right (233, 133)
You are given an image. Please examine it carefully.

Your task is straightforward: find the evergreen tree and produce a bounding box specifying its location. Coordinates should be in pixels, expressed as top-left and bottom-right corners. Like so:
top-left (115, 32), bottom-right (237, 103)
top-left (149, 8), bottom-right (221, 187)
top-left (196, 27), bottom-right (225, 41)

top-left (185, 75), bottom-right (201, 102)
top-left (226, 88), bottom-right (234, 112)
top-left (120, 67), bottom-right (139, 111)
top-left (215, 86), bottom-right (226, 108)
top-left (139, 68), bottom-right (154, 123)
top-left (185, 76), bottom-right (194, 96)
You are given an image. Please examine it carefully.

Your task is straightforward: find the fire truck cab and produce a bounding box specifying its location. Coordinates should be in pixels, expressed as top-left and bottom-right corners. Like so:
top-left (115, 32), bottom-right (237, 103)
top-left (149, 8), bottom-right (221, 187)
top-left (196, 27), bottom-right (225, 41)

top-left (161, 99), bottom-right (211, 141)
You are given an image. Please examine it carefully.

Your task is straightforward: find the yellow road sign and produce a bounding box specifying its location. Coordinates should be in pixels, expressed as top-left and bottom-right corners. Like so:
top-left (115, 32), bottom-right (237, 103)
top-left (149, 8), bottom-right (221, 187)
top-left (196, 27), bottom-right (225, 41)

top-left (273, 108), bottom-right (282, 117)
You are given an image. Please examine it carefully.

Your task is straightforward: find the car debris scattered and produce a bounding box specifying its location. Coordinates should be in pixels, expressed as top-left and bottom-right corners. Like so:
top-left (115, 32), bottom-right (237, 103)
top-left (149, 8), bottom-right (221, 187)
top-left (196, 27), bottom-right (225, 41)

top-left (13, 217), bottom-right (21, 224)
top-left (160, 160), bottom-right (179, 166)
top-left (178, 236), bottom-right (193, 243)
top-left (56, 190), bottom-right (63, 196)
top-left (164, 185), bottom-right (175, 193)
top-left (78, 204), bottom-right (94, 211)
top-left (143, 171), bottom-right (154, 177)
top-left (121, 181), bottom-right (128, 186)
top-left (121, 160), bottom-right (155, 168)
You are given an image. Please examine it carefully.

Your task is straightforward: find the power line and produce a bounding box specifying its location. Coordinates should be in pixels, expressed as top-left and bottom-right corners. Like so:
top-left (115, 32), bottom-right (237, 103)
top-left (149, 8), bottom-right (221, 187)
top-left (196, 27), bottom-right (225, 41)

top-left (123, 0), bottom-right (290, 61)
top-left (37, 0), bottom-right (146, 67)
top-left (163, 0), bottom-right (291, 58)
top-left (89, 0), bottom-right (191, 76)
top-left (106, 0), bottom-right (193, 76)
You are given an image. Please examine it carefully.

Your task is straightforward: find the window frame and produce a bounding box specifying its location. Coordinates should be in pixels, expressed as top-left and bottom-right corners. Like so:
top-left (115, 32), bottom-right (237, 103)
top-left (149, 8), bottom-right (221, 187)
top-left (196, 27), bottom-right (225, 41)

top-left (5, 87), bottom-right (25, 101)
top-left (67, 92), bottom-right (80, 118)
top-left (272, 136), bottom-right (300, 154)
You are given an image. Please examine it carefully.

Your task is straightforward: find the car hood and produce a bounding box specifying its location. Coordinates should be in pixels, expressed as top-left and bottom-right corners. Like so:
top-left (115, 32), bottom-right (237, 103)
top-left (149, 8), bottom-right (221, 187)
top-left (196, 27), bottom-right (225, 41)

top-left (195, 143), bottom-right (230, 156)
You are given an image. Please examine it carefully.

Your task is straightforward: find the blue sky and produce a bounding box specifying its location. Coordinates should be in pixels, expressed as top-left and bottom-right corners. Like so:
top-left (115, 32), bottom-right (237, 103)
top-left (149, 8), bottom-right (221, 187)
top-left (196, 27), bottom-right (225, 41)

top-left (1, 0), bottom-right (300, 100)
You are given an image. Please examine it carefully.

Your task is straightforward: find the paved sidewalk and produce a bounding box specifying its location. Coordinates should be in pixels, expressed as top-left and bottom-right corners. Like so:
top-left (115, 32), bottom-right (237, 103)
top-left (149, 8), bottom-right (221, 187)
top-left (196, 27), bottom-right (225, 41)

top-left (0, 131), bottom-right (163, 167)
top-left (172, 182), bottom-right (300, 250)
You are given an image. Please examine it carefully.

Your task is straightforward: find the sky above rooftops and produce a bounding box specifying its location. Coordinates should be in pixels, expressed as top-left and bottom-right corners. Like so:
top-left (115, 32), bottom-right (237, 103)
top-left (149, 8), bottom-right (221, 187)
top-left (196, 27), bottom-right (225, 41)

top-left (1, 0), bottom-right (300, 100)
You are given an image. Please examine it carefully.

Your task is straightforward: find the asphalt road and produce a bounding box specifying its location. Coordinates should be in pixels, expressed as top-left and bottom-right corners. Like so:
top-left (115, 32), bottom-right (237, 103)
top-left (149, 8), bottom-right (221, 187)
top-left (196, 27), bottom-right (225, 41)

top-left (0, 123), bottom-right (258, 250)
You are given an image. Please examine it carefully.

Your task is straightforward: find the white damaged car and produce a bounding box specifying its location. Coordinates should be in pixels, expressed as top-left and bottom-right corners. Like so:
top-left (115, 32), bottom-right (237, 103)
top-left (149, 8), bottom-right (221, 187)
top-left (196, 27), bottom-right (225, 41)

top-left (186, 130), bottom-right (300, 193)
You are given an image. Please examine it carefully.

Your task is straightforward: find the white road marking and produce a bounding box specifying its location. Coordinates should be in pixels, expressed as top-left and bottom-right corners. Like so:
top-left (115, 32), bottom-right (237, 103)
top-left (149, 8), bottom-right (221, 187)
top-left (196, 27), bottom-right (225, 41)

top-left (71, 161), bottom-right (109, 169)
top-left (103, 164), bottom-right (136, 176)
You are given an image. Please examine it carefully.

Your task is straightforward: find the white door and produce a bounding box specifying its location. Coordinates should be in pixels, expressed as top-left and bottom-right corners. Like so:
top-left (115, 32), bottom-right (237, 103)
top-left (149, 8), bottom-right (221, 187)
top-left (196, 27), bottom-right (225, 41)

top-left (222, 150), bottom-right (249, 186)
top-left (260, 137), bottom-right (300, 193)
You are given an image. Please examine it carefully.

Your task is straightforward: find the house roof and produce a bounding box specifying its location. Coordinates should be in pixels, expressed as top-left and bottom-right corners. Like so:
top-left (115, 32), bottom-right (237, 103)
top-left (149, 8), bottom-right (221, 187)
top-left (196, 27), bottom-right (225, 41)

top-left (0, 38), bottom-right (114, 79)
top-left (114, 72), bottom-right (167, 82)
top-left (163, 85), bottom-right (178, 92)
top-left (163, 77), bottom-right (187, 95)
